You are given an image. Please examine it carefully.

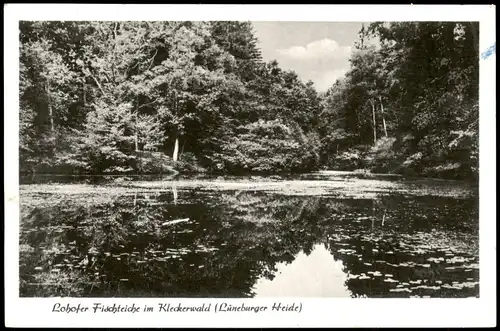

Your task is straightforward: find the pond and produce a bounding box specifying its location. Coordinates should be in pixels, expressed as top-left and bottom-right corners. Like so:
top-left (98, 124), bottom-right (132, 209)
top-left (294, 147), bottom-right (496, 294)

top-left (19, 171), bottom-right (479, 298)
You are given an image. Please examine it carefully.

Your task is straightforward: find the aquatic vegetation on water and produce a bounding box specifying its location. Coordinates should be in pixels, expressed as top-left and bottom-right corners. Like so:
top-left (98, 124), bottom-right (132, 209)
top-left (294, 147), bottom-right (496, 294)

top-left (19, 174), bottom-right (478, 298)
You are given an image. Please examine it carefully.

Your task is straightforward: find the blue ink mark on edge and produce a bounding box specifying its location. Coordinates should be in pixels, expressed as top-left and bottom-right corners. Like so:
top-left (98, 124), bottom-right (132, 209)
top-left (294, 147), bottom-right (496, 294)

top-left (481, 43), bottom-right (496, 60)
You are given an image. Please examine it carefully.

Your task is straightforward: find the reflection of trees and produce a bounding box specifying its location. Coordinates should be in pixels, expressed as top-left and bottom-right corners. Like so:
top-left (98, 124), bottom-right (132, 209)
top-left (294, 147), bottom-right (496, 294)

top-left (20, 189), bottom-right (327, 297)
top-left (324, 196), bottom-right (479, 298)
top-left (20, 190), bottom-right (478, 298)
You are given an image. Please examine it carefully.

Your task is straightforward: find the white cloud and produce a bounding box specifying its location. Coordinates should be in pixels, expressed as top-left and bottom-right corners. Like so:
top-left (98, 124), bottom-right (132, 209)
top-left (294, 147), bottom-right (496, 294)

top-left (273, 37), bottom-right (353, 92)
top-left (314, 69), bottom-right (348, 93)
top-left (277, 38), bottom-right (352, 60)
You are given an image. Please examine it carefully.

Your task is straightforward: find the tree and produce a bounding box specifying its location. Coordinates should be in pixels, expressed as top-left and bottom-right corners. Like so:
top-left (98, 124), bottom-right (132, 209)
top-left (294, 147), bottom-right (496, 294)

top-left (20, 22), bottom-right (85, 172)
top-left (319, 21), bottom-right (479, 179)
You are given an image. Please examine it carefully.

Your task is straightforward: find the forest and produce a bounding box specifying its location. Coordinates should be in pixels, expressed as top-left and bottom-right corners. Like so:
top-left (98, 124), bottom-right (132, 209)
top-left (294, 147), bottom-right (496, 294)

top-left (19, 21), bottom-right (479, 180)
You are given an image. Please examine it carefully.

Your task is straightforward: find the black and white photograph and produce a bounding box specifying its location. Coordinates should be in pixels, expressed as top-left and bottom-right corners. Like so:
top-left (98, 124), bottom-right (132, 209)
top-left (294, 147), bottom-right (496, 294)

top-left (4, 4), bottom-right (496, 328)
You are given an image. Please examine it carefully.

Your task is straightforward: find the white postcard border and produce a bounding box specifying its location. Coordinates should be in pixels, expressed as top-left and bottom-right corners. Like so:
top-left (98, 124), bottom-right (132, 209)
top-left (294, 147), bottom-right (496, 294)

top-left (4, 4), bottom-right (496, 328)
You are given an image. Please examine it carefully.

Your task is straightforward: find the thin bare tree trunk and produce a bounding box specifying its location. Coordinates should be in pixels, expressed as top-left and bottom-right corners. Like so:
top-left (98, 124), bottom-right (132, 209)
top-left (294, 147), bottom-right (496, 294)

top-left (46, 80), bottom-right (54, 133)
top-left (379, 96), bottom-right (388, 137)
top-left (172, 91), bottom-right (180, 162)
top-left (360, 23), bottom-right (365, 49)
top-left (134, 111), bottom-right (139, 151)
top-left (172, 137), bottom-right (179, 161)
top-left (83, 81), bottom-right (86, 106)
top-left (83, 64), bottom-right (106, 97)
top-left (180, 140), bottom-right (186, 160)
top-left (371, 99), bottom-right (377, 144)
top-left (111, 22), bottom-right (118, 84)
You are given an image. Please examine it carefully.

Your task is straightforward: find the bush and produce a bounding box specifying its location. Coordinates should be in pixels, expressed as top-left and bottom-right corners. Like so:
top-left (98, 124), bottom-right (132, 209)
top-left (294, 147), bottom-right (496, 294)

top-left (394, 152), bottom-right (423, 176)
top-left (364, 137), bottom-right (400, 173)
top-left (207, 119), bottom-right (319, 174)
top-left (136, 151), bottom-right (178, 174)
top-left (330, 149), bottom-right (363, 171)
top-left (174, 152), bottom-right (206, 174)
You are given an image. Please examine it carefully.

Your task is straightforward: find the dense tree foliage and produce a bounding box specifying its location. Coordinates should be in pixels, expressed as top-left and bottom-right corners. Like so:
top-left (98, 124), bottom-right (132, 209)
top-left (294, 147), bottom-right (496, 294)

top-left (319, 22), bottom-right (479, 179)
top-left (20, 21), bottom-right (321, 175)
top-left (20, 21), bottom-right (479, 179)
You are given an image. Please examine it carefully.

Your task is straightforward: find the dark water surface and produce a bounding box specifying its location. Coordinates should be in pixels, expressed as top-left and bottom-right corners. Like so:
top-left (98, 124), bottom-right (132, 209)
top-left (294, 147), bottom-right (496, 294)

top-left (19, 171), bottom-right (479, 298)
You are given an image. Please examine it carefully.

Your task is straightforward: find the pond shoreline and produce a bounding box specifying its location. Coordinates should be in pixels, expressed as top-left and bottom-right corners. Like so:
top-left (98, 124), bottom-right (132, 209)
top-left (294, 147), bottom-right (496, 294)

top-left (20, 169), bottom-right (478, 185)
top-left (20, 171), bottom-right (478, 201)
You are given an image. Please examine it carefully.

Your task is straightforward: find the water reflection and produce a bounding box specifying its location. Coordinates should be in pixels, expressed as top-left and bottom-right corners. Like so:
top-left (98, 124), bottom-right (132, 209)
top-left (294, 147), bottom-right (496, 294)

top-left (19, 179), bottom-right (479, 298)
top-left (253, 244), bottom-right (351, 297)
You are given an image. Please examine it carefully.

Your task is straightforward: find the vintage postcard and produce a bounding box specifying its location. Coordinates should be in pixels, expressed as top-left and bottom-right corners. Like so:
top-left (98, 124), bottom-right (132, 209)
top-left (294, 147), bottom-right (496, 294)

top-left (4, 4), bottom-right (496, 328)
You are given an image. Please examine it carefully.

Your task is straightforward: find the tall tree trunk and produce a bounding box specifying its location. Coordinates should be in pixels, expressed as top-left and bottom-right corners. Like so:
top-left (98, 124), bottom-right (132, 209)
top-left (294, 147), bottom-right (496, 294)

top-left (172, 137), bottom-right (179, 161)
top-left (180, 140), bottom-right (186, 159)
top-left (360, 23), bottom-right (365, 49)
top-left (46, 79), bottom-right (54, 133)
top-left (172, 92), bottom-right (180, 162)
top-left (83, 81), bottom-right (86, 106)
top-left (445, 23), bottom-right (457, 66)
top-left (379, 96), bottom-right (388, 137)
top-left (371, 99), bottom-right (377, 144)
top-left (111, 22), bottom-right (118, 84)
top-left (134, 113), bottom-right (139, 151)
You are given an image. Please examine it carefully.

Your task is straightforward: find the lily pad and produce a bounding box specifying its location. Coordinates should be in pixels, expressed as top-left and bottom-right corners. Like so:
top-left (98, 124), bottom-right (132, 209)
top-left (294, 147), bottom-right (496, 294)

top-left (384, 278), bottom-right (398, 283)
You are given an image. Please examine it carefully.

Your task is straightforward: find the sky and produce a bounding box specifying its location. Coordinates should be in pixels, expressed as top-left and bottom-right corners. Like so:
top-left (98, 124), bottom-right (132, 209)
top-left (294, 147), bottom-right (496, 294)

top-left (252, 22), bottom-right (363, 93)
